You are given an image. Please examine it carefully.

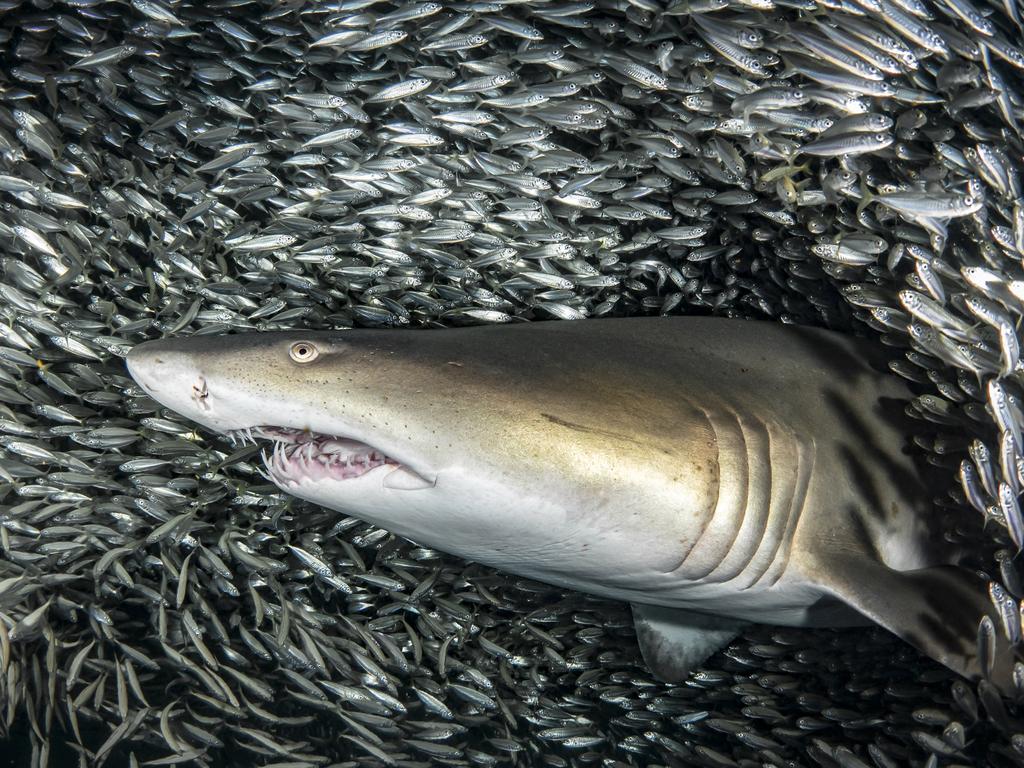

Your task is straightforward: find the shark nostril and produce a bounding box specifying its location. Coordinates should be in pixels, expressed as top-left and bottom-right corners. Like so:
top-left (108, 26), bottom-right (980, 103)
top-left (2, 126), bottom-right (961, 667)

top-left (191, 377), bottom-right (210, 410)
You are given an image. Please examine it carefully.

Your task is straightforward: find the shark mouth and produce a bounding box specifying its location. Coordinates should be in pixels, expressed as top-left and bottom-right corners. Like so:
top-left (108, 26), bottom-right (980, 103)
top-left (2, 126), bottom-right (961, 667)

top-left (226, 426), bottom-right (433, 490)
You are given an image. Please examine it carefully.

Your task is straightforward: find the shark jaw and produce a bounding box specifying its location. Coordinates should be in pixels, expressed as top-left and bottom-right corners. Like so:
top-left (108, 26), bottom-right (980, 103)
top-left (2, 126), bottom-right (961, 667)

top-left (226, 426), bottom-right (436, 492)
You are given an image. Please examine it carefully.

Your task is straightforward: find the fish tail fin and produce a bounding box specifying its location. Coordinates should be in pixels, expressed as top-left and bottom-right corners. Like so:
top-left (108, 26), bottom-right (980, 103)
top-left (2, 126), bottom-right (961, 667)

top-left (818, 555), bottom-right (1020, 696)
top-left (855, 181), bottom-right (875, 217)
top-left (778, 55), bottom-right (799, 79)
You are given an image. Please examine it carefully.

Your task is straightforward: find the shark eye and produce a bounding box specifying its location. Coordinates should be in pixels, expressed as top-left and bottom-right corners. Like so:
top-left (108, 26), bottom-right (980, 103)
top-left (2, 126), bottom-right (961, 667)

top-left (289, 341), bottom-right (319, 364)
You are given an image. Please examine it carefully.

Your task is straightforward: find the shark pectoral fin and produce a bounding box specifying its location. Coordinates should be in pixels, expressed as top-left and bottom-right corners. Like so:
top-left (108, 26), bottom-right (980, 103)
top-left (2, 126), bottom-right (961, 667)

top-left (818, 556), bottom-right (1021, 695)
top-left (630, 603), bottom-right (746, 683)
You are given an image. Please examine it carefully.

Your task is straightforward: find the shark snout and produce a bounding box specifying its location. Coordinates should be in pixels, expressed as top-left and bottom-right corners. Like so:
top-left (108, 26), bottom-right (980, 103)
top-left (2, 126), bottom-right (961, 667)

top-left (127, 341), bottom-right (185, 395)
top-left (127, 341), bottom-right (213, 418)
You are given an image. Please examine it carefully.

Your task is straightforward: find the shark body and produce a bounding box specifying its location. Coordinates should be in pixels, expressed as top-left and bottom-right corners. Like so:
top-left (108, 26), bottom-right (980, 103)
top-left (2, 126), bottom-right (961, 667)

top-left (126, 317), bottom-right (1016, 689)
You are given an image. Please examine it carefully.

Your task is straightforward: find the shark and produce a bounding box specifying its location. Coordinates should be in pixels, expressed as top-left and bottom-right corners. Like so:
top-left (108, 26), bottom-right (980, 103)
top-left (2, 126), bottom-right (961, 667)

top-left (125, 316), bottom-right (1018, 691)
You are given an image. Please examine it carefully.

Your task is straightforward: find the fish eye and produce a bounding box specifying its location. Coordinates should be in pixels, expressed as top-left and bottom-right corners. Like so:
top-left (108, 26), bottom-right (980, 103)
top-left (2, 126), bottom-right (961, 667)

top-left (875, 133), bottom-right (887, 141)
top-left (289, 342), bottom-right (320, 363)
top-left (964, 195), bottom-right (975, 205)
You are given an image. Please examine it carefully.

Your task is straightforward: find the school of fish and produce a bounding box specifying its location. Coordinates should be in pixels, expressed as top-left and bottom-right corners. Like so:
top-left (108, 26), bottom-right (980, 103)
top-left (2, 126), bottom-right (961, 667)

top-left (0, 0), bottom-right (1023, 764)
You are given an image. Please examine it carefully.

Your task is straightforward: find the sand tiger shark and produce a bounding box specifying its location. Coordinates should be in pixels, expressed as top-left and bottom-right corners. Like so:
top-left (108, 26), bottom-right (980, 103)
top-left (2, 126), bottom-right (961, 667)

top-left (126, 317), bottom-right (1018, 691)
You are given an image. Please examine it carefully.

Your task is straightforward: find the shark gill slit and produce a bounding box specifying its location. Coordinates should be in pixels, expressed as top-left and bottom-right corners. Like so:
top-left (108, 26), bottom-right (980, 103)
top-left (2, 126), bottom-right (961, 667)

top-left (703, 413), bottom-right (774, 584)
top-left (733, 420), bottom-right (802, 590)
top-left (663, 403), bottom-right (720, 570)
top-left (669, 407), bottom-right (749, 580)
top-left (756, 437), bottom-right (815, 588)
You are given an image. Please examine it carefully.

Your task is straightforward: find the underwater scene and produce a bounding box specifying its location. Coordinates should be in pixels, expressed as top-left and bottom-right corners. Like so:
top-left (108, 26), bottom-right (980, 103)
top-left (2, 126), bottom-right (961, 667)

top-left (1, 0), bottom-right (1024, 765)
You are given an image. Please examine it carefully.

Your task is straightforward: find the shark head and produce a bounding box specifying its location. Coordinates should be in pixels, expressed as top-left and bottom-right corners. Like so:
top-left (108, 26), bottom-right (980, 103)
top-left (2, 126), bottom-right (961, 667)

top-left (126, 332), bottom-right (455, 532)
top-left (127, 331), bottom-right (440, 492)
top-left (125, 324), bottom-right (722, 595)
